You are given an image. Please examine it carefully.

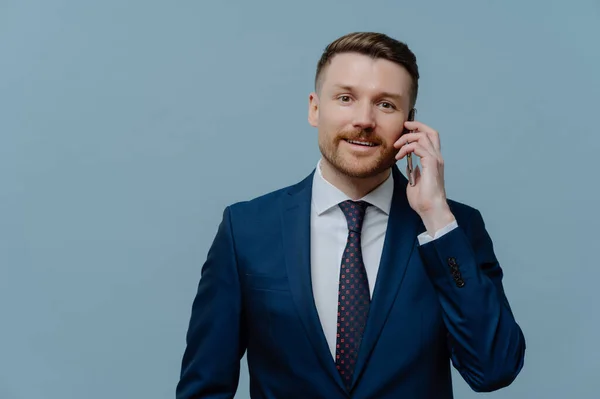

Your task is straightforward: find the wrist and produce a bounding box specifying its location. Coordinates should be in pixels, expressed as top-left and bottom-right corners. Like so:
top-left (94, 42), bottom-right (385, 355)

top-left (420, 204), bottom-right (456, 236)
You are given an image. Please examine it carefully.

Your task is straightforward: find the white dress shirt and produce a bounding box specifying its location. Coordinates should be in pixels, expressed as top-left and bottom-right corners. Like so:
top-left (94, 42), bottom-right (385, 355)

top-left (310, 160), bottom-right (458, 358)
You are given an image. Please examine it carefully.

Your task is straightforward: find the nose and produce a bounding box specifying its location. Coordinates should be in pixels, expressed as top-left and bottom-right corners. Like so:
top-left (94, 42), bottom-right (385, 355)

top-left (352, 101), bottom-right (376, 131)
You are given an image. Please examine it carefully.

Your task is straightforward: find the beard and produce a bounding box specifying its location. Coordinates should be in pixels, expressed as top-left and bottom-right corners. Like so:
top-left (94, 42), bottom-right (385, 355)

top-left (318, 127), bottom-right (398, 179)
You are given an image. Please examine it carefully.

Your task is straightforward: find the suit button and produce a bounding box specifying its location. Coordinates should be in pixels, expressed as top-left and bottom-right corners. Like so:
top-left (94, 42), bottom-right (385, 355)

top-left (455, 279), bottom-right (465, 288)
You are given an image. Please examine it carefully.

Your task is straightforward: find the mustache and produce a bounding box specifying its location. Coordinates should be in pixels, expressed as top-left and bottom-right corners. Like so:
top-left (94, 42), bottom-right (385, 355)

top-left (338, 129), bottom-right (383, 145)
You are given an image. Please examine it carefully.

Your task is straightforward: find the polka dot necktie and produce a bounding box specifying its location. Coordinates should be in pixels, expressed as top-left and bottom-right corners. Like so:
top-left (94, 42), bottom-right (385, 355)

top-left (335, 200), bottom-right (371, 389)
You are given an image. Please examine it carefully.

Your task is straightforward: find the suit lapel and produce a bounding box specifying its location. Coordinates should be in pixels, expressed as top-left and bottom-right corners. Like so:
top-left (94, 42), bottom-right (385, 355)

top-left (351, 165), bottom-right (424, 389)
top-left (281, 170), bottom-right (348, 392)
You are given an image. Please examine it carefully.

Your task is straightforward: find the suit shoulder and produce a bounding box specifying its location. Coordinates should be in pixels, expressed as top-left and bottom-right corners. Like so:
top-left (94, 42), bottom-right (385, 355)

top-left (225, 173), bottom-right (311, 222)
top-left (227, 186), bottom-right (288, 215)
top-left (218, 179), bottom-right (308, 246)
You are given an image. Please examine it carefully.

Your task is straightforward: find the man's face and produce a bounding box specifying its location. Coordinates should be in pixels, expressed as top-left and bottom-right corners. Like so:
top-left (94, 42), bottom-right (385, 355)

top-left (308, 52), bottom-right (413, 179)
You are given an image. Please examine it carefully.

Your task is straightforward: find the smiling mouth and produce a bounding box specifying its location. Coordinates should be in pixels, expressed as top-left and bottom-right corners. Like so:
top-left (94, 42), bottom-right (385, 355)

top-left (344, 139), bottom-right (378, 147)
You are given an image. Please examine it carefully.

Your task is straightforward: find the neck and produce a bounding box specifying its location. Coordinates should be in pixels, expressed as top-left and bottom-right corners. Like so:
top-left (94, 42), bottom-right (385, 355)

top-left (320, 159), bottom-right (391, 200)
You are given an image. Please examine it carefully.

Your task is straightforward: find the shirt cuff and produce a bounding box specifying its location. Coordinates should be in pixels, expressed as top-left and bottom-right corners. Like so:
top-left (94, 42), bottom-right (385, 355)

top-left (417, 220), bottom-right (459, 246)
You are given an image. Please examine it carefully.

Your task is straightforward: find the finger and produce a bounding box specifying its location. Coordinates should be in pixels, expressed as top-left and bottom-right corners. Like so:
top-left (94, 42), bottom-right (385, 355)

top-left (395, 141), bottom-right (416, 160)
top-left (394, 132), bottom-right (436, 152)
top-left (395, 141), bottom-right (435, 161)
top-left (403, 120), bottom-right (431, 132)
top-left (394, 133), bottom-right (436, 157)
top-left (418, 131), bottom-right (437, 155)
top-left (395, 130), bottom-right (440, 158)
top-left (403, 121), bottom-right (441, 151)
top-left (422, 129), bottom-right (441, 152)
top-left (393, 132), bottom-right (420, 148)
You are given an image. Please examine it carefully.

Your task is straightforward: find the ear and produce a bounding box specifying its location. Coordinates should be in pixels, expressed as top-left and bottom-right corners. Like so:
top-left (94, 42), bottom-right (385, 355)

top-left (308, 92), bottom-right (319, 127)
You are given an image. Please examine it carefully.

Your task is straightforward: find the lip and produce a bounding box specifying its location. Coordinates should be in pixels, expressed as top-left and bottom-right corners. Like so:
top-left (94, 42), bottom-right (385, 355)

top-left (342, 139), bottom-right (380, 152)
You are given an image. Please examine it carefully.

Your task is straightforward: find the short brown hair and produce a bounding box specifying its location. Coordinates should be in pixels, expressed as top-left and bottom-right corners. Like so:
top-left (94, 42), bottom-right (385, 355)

top-left (315, 32), bottom-right (420, 108)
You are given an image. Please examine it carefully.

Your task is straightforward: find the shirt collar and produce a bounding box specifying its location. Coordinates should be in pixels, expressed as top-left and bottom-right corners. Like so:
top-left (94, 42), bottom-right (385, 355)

top-left (311, 159), bottom-right (394, 216)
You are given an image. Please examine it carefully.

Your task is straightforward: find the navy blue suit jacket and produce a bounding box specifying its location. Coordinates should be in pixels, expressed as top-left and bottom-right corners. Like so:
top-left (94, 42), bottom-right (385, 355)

top-left (176, 165), bottom-right (525, 398)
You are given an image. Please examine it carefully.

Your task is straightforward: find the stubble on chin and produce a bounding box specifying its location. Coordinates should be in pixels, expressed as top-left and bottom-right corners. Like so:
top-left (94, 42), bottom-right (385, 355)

top-left (318, 138), bottom-right (397, 179)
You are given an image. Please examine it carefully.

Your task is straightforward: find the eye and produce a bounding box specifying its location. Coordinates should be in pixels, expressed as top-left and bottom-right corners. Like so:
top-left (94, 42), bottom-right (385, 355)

top-left (338, 95), bottom-right (352, 103)
top-left (379, 101), bottom-right (396, 110)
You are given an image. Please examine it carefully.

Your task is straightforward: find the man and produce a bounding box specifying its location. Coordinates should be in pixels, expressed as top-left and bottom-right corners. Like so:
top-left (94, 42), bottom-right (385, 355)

top-left (176, 32), bottom-right (526, 399)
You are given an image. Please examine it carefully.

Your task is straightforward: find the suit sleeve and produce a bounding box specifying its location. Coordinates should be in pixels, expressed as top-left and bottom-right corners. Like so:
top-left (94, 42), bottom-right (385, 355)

top-left (417, 208), bottom-right (526, 392)
top-left (176, 206), bottom-right (247, 399)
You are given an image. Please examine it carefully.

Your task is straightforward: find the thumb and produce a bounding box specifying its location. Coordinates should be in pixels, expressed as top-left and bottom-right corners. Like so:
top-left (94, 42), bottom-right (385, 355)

top-left (413, 164), bottom-right (422, 184)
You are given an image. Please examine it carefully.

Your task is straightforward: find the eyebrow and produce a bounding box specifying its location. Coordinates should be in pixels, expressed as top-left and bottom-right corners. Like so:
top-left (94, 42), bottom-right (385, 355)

top-left (332, 84), bottom-right (404, 102)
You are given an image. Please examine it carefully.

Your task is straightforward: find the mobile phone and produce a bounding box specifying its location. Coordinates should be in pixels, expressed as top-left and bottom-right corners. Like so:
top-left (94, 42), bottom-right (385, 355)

top-left (403, 108), bottom-right (416, 186)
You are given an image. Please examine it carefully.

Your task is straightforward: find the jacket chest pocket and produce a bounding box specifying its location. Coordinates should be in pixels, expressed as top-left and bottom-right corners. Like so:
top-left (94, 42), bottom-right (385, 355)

top-left (243, 274), bottom-right (299, 344)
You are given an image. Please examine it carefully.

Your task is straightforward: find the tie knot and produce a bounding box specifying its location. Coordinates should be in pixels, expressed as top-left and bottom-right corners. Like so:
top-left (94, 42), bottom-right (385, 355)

top-left (339, 200), bottom-right (370, 233)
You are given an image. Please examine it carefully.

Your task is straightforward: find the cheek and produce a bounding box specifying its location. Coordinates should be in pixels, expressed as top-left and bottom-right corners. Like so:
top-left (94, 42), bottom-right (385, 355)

top-left (383, 132), bottom-right (401, 146)
top-left (320, 105), bottom-right (352, 128)
top-left (378, 120), bottom-right (404, 144)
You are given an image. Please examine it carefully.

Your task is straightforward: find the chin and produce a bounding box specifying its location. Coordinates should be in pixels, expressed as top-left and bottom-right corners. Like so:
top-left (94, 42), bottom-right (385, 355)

top-left (330, 155), bottom-right (395, 179)
top-left (341, 163), bottom-right (391, 178)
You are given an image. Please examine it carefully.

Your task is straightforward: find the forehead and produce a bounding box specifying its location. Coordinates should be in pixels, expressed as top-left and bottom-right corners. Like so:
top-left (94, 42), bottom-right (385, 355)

top-left (321, 52), bottom-right (412, 95)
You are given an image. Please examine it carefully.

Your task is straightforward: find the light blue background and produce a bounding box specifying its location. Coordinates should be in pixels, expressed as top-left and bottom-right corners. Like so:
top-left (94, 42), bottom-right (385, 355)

top-left (1, 1), bottom-right (599, 398)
